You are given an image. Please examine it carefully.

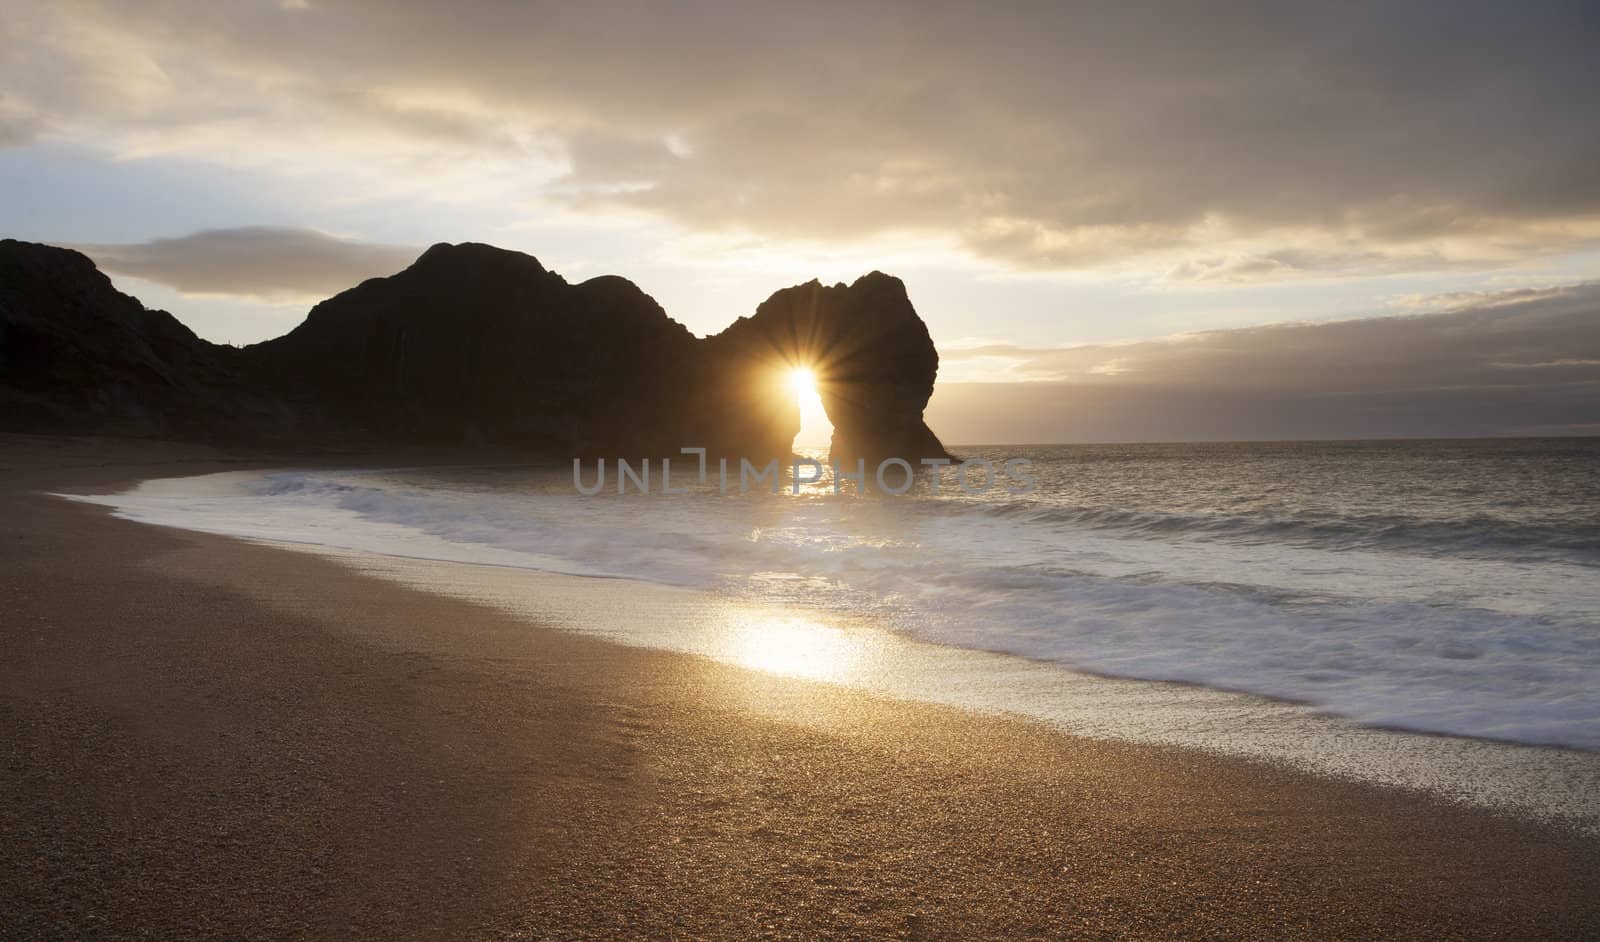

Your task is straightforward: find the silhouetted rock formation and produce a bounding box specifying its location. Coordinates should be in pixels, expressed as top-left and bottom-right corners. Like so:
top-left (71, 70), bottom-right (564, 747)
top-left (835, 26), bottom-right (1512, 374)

top-left (1, 238), bottom-right (949, 463)
top-left (710, 273), bottom-right (948, 466)
top-left (0, 239), bottom-right (291, 439)
top-left (245, 242), bottom-right (700, 454)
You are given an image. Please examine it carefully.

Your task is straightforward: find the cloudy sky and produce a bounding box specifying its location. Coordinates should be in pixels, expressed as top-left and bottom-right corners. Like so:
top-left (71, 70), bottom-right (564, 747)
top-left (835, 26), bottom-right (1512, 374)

top-left (3, 0), bottom-right (1597, 441)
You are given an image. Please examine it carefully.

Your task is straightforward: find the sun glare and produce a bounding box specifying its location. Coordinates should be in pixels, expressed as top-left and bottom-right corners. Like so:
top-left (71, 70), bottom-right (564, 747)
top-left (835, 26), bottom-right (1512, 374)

top-left (726, 614), bottom-right (862, 682)
top-left (787, 366), bottom-right (834, 448)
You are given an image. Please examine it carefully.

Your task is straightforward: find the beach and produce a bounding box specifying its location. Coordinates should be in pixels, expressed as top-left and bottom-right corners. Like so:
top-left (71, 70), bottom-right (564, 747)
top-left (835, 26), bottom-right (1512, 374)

top-left (4, 436), bottom-right (1600, 940)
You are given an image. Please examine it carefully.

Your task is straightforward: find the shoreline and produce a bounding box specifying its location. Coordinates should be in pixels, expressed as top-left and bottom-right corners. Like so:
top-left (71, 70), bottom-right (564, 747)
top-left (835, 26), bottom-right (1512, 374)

top-left (70, 457), bottom-right (1600, 832)
top-left (5, 437), bottom-right (1600, 937)
top-left (304, 547), bottom-right (1600, 832)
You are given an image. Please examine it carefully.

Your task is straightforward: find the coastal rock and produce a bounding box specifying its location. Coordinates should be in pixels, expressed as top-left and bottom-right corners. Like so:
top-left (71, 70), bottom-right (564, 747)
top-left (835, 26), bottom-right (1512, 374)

top-left (712, 273), bottom-right (949, 465)
top-left (245, 242), bottom-right (700, 454)
top-left (0, 239), bottom-right (291, 438)
top-left (1, 238), bottom-right (949, 462)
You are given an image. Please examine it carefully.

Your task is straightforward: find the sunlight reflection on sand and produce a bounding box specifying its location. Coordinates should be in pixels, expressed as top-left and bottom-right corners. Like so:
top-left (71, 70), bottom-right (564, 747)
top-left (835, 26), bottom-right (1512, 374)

top-left (64, 473), bottom-right (1600, 834)
top-left (722, 613), bottom-right (866, 682)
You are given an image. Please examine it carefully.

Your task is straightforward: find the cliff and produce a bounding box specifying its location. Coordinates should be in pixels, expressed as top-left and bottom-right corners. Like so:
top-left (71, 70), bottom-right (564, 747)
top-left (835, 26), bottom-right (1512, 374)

top-left (0, 239), bottom-right (292, 439)
top-left (0, 239), bottom-right (949, 463)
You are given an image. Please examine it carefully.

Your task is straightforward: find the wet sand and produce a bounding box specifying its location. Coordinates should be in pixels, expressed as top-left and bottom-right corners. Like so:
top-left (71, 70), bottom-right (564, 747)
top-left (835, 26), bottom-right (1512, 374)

top-left (4, 436), bottom-right (1600, 939)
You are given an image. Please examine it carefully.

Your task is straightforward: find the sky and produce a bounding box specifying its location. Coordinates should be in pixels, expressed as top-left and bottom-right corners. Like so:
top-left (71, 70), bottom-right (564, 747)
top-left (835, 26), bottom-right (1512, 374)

top-left (2, 0), bottom-right (1598, 442)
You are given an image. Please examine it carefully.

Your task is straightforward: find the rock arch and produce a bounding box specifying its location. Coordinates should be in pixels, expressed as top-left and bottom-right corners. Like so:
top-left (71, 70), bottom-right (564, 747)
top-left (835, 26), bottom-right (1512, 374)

top-left (701, 272), bottom-right (951, 466)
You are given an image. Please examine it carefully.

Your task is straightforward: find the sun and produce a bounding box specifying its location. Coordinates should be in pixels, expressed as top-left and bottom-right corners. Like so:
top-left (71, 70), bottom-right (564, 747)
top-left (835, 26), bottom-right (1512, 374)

top-left (785, 365), bottom-right (834, 448)
top-left (789, 366), bottom-right (817, 398)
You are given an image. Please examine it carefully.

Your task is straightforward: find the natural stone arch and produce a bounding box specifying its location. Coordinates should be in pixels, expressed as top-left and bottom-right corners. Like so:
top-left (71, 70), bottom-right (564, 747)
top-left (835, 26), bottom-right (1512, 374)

top-left (700, 272), bottom-right (950, 466)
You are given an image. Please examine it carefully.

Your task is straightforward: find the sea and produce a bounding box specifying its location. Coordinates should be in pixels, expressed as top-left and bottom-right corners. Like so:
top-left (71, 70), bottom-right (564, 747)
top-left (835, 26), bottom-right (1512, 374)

top-left (71, 437), bottom-right (1600, 825)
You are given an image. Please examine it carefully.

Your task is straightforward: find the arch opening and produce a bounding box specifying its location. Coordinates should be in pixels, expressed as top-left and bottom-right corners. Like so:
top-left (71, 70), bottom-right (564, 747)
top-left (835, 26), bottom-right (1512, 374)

top-left (786, 365), bottom-right (834, 451)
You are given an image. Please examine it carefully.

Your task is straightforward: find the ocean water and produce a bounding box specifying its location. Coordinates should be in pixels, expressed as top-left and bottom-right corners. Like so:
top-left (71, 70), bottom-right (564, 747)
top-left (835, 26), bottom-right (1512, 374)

top-left (75, 438), bottom-right (1600, 753)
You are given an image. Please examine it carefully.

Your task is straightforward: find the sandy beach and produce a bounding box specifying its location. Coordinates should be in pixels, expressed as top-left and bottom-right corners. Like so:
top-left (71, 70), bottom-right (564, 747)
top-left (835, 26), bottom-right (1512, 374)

top-left (4, 436), bottom-right (1600, 940)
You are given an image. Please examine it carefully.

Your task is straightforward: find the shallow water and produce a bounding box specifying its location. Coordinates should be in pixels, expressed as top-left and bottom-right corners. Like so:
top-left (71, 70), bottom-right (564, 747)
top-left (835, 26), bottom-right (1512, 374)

top-left (64, 438), bottom-right (1600, 829)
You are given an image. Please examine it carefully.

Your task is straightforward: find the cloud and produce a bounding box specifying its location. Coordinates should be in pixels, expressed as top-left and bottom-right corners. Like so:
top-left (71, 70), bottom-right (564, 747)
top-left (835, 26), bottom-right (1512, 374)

top-left (942, 282), bottom-right (1600, 387)
top-left (3, 1), bottom-right (1598, 276)
top-left (1162, 246), bottom-right (1478, 284)
top-left (0, 117), bottom-right (38, 148)
top-left (69, 227), bottom-right (418, 300)
top-left (928, 283), bottom-right (1600, 442)
top-left (0, 94), bottom-right (42, 147)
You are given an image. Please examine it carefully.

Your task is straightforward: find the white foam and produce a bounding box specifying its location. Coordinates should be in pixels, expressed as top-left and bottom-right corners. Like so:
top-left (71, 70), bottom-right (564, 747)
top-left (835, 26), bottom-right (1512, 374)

top-left (66, 466), bottom-right (1600, 754)
top-left (61, 468), bottom-right (1600, 832)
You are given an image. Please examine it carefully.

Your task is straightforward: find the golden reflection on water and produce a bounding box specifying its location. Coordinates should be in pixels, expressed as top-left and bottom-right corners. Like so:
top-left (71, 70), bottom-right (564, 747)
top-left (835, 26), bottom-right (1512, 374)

top-left (723, 612), bottom-right (864, 682)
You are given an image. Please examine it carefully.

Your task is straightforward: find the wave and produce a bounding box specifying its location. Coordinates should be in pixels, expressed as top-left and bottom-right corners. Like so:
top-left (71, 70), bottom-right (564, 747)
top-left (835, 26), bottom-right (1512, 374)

top-left (75, 466), bottom-right (1600, 752)
top-left (938, 497), bottom-right (1600, 565)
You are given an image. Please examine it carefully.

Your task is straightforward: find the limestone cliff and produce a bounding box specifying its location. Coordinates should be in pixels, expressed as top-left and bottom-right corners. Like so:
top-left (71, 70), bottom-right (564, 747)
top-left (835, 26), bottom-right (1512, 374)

top-left (1, 239), bottom-right (949, 463)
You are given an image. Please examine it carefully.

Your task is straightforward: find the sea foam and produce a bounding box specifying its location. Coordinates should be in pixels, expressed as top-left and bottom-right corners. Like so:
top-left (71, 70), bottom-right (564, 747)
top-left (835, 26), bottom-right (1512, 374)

top-left (69, 445), bottom-right (1600, 753)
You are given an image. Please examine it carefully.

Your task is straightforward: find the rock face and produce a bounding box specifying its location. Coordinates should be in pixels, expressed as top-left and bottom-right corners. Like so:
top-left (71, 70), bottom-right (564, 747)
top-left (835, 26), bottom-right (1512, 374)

top-left (0, 239), bottom-right (290, 439)
top-left (1, 238), bottom-right (949, 463)
top-left (245, 243), bottom-right (700, 455)
top-left (710, 273), bottom-right (948, 466)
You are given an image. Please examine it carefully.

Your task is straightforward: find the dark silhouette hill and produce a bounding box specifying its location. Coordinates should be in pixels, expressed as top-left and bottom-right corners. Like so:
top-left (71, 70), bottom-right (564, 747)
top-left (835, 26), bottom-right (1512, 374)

top-left (0, 239), bottom-right (292, 439)
top-left (709, 272), bottom-right (947, 466)
top-left (0, 238), bottom-right (948, 463)
top-left (245, 242), bottom-right (701, 454)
